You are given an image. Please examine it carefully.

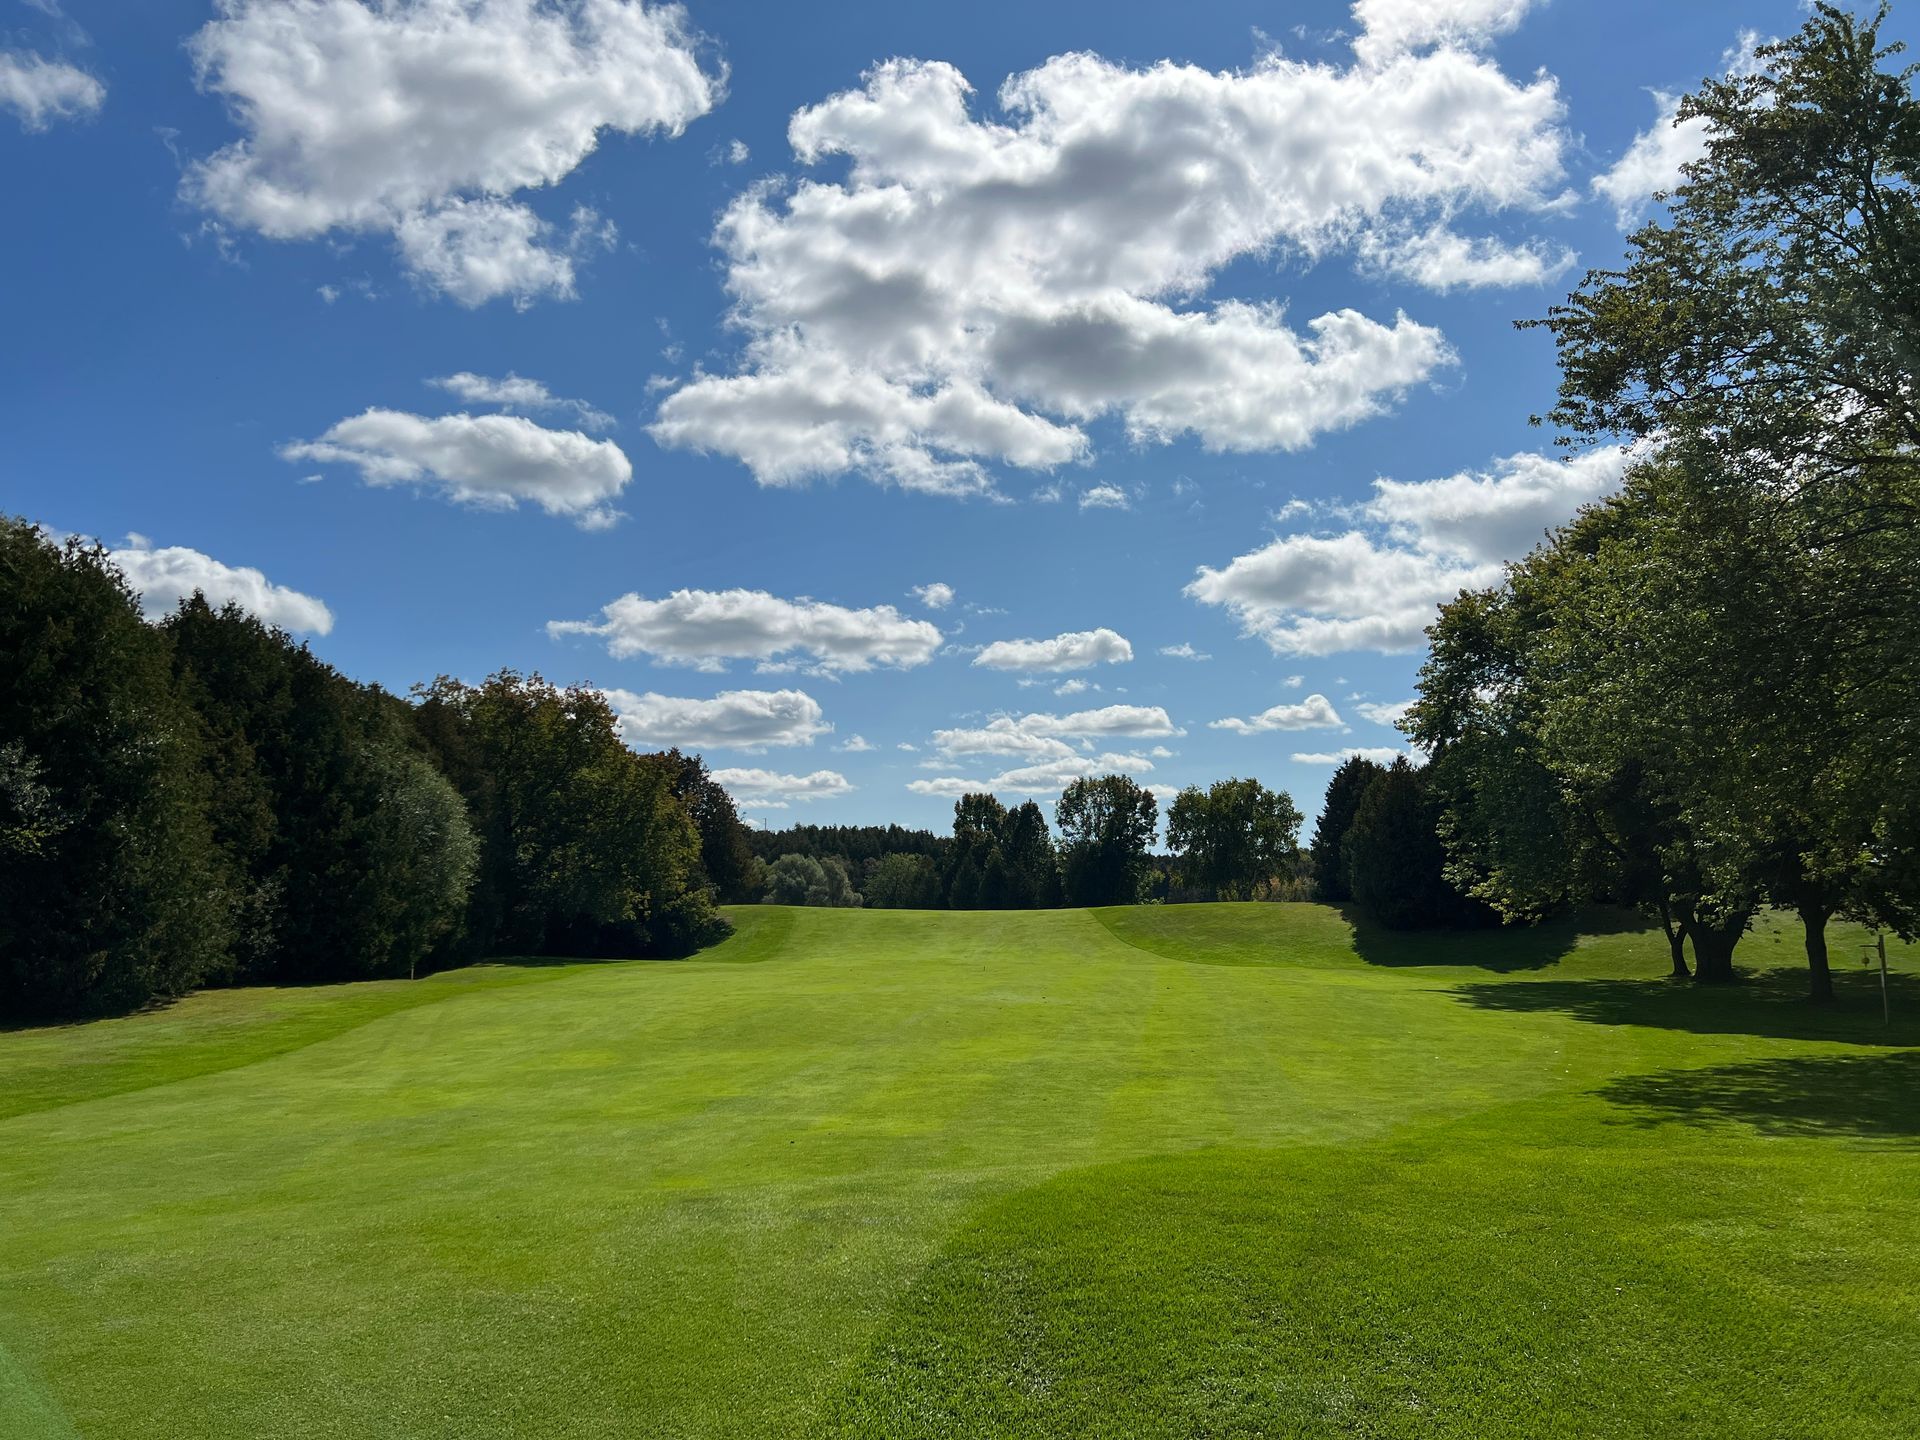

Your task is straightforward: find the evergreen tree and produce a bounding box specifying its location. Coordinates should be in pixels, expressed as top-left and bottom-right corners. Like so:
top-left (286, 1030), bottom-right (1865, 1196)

top-left (0, 522), bottom-right (228, 1017)
top-left (1310, 757), bottom-right (1385, 902)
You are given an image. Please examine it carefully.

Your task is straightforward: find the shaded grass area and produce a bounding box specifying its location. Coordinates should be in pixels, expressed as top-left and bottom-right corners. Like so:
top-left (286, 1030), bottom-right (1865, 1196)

top-left (1, 903), bottom-right (1915, 1437)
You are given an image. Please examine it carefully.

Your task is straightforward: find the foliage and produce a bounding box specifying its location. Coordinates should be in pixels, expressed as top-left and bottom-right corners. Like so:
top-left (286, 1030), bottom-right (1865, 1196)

top-left (1055, 774), bottom-right (1159, 907)
top-left (1165, 777), bottom-right (1303, 901)
top-left (1308, 757), bottom-right (1385, 902)
top-left (411, 672), bottom-right (719, 956)
top-left (1343, 760), bottom-right (1486, 931)
top-left (660, 748), bottom-right (756, 901)
top-left (764, 852), bottom-right (863, 907)
top-left (0, 521), bottom-right (228, 1017)
top-left (165, 596), bottom-right (476, 983)
top-left (862, 852), bottom-right (944, 909)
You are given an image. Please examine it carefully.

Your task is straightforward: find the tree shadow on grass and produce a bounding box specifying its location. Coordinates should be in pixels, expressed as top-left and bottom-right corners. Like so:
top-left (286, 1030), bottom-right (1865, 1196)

top-left (1345, 906), bottom-right (1645, 974)
top-left (1599, 1051), bottom-right (1920, 1143)
top-left (1452, 966), bottom-right (1920, 1046)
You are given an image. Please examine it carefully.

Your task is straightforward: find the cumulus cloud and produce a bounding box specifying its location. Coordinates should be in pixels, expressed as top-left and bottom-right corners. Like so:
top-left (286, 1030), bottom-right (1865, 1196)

top-left (835, 734), bottom-right (875, 752)
top-left (911, 581), bottom-right (955, 609)
top-left (0, 49), bottom-right (103, 130)
top-left (1187, 444), bottom-right (1638, 656)
top-left (108, 535), bottom-right (333, 634)
top-left (1160, 642), bottom-right (1209, 661)
top-left (1079, 484), bottom-right (1130, 511)
top-left (1291, 746), bottom-right (1411, 766)
top-left (1364, 444), bottom-right (1640, 565)
top-left (1592, 33), bottom-right (1762, 228)
top-left (600, 687), bottom-right (829, 751)
top-left (652, 8), bottom-right (1570, 493)
top-left (1210, 694), bottom-right (1344, 734)
top-left (283, 408), bottom-right (633, 527)
top-left (712, 767), bottom-right (854, 803)
top-left (930, 704), bottom-right (1181, 763)
top-left (974, 627), bottom-right (1132, 673)
top-left (429, 371), bottom-right (615, 430)
top-left (549, 588), bottom-right (943, 672)
top-left (184, 0), bottom-right (721, 303)
top-left (1355, 698), bottom-right (1415, 728)
top-left (393, 197), bottom-right (614, 307)
top-left (1350, 0), bottom-right (1538, 66)
top-left (908, 750), bottom-right (1156, 799)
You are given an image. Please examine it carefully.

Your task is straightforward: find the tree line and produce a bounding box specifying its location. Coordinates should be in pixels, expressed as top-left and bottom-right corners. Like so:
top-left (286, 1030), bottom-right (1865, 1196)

top-left (1404, 6), bottom-right (1920, 999)
top-left (0, 522), bottom-right (746, 1020)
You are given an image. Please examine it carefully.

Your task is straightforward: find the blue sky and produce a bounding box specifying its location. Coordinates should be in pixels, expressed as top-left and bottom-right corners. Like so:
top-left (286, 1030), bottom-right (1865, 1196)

top-left (2, 0), bottom-right (1878, 830)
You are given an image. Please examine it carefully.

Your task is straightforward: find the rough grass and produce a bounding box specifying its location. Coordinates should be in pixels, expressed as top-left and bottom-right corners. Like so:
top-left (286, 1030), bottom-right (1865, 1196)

top-left (0, 904), bottom-right (1913, 1437)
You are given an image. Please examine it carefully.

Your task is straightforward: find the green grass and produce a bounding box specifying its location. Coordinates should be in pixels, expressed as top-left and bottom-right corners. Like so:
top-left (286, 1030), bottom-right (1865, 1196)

top-left (1, 904), bottom-right (1914, 1437)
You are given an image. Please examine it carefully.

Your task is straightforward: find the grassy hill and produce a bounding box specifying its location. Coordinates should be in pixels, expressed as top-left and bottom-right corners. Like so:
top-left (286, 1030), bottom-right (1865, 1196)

top-left (1, 904), bottom-right (1914, 1437)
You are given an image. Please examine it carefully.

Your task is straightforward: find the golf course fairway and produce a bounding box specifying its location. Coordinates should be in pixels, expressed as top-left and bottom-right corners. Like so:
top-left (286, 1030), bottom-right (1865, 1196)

top-left (2, 903), bottom-right (1914, 1437)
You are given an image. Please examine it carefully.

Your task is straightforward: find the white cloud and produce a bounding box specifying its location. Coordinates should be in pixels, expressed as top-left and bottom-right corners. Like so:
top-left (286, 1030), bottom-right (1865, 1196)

top-left (1053, 678), bottom-right (1090, 696)
top-left (429, 371), bottom-right (614, 429)
top-left (1350, 0), bottom-right (1539, 67)
top-left (652, 14), bottom-right (1569, 492)
top-left (1364, 444), bottom-right (1639, 565)
top-left (908, 749), bottom-right (1156, 799)
top-left (930, 704), bottom-right (1180, 765)
top-left (1079, 484), bottom-right (1130, 511)
top-left (184, 0), bottom-right (721, 302)
top-left (1210, 693), bottom-right (1345, 734)
top-left (835, 734), bottom-right (875, 752)
top-left (1291, 746), bottom-right (1410, 766)
top-left (1357, 224), bottom-right (1573, 293)
top-left (1592, 33), bottom-right (1762, 228)
top-left (974, 627), bottom-right (1132, 673)
top-left (109, 535), bottom-right (333, 634)
top-left (911, 581), bottom-right (955, 609)
top-left (712, 767), bottom-right (854, 803)
top-left (600, 687), bottom-right (830, 751)
top-left (549, 588), bottom-right (943, 672)
top-left (1159, 642), bottom-right (1210, 661)
top-left (1355, 698), bottom-right (1415, 728)
top-left (283, 408), bottom-right (632, 527)
top-left (393, 197), bottom-right (614, 307)
top-left (0, 49), bottom-right (103, 130)
top-left (725, 137), bottom-right (749, 164)
top-left (1188, 444), bottom-right (1639, 656)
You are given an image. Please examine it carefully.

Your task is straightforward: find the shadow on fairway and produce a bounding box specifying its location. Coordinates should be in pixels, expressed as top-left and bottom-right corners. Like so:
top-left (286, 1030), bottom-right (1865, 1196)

top-left (1452, 967), bottom-right (1920, 1046)
top-left (1344, 906), bottom-right (1627, 973)
top-left (1599, 1051), bottom-right (1920, 1143)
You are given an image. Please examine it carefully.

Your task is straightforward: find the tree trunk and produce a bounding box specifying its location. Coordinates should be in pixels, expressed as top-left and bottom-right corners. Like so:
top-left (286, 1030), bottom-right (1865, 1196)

top-left (1657, 895), bottom-right (1691, 979)
top-left (1798, 902), bottom-right (1835, 1003)
top-left (1689, 908), bottom-right (1748, 985)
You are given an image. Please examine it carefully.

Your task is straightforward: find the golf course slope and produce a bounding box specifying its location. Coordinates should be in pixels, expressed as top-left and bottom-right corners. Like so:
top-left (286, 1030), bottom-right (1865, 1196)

top-left (2, 903), bottom-right (1915, 1438)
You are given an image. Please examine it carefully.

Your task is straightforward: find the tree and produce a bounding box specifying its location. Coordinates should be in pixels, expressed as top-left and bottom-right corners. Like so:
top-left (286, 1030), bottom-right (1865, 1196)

top-left (764, 852), bottom-right (861, 907)
top-left (765, 853), bottom-right (828, 906)
top-left (0, 522), bottom-right (228, 1017)
top-left (864, 853), bottom-right (943, 909)
top-left (166, 597), bottom-right (476, 983)
top-left (1166, 778), bottom-right (1302, 900)
top-left (1522, 2), bottom-right (1920, 990)
top-left (946, 792), bottom-right (1012, 909)
top-left (1000, 801), bottom-right (1061, 908)
top-left (410, 673), bottom-right (717, 956)
top-left (1534, 5), bottom-right (1920, 486)
top-left (1309, 757), bottom-right (1386, 902)
top-left (659, 748), bottom-right (755, 901)
top-left (1055, 775), bottom-right (1159, 907)
top-left (1343, 761), bottom-right (1484, 931)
